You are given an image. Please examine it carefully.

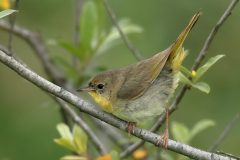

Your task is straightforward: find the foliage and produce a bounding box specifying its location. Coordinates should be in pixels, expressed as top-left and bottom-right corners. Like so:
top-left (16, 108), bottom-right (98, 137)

top-left (54, 123), bottom-right (88, 159)
top-left (171, 119), bottom-right (215, 144)
top-left (51, 0), bottom-right (142, 85)
top-left (170, 119), bottom-right (215, 160)
top-left (55, 123), bottom-right (121, 160)
top-left (0, 9), bottom-right (16, 19)
top-left (179, 54), bottom-right (225, 94)
top-left (0, 0), bottom-right (229, 160)
top-left (52, 1), bottom-right (225, 160)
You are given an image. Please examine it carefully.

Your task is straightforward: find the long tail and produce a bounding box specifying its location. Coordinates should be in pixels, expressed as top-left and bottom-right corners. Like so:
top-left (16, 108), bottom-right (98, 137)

top-left (168, 12), bottom-right (201, 71)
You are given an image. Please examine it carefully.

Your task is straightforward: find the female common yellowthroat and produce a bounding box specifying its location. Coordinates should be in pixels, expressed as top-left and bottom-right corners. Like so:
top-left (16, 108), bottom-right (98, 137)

top-left (78, 13), bottom-right (200, 141)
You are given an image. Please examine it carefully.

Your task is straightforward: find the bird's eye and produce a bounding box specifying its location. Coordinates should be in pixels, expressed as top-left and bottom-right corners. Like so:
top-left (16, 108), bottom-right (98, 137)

top-left (97, 83), bottom-right (104, 90)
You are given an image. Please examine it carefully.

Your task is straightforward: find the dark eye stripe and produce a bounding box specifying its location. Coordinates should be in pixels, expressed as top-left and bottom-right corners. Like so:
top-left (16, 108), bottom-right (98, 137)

top-left (89, 82), bottom-right (94, 87)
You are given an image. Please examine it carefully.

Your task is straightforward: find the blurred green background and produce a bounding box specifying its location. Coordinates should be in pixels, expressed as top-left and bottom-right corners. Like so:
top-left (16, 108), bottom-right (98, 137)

top-left (0, 0), bottom-right (239, 159)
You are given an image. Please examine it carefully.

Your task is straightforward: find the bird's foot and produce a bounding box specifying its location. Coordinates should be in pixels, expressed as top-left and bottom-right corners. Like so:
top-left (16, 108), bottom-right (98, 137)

top-left (127, 121), bottom-right (136, 134)
top-left (156, 128), bottom-right (169, 148)
top-left (156, 109), bottom-right (169, 148)
top-left (158, 129), bottom-right (169, 149)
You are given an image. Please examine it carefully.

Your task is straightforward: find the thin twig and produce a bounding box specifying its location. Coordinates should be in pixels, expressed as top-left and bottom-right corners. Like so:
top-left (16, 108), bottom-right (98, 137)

top-left (216, 151), bottom-right (240, 160)
top-left (55, 98), bottom-right (108, 155)
top-left (0, 21), bottom-right (70, 124)
top-left (1, 21), bottom-right (71, 125)
top-left (93, 119), bottom-right (130, 149)
top-left (208, 112), bottom-right (240, 152)
top-left (192, 0), bottom-right (239, 71)
top-left (102, 0), bottom-right (143, 60)
top-left (120, 88), bottom-right (186, 158)
top-left (0, 49), bottom-right (237, 160)
top-left (120, 0), bottom-right (239, 158)
top-left (0, 44), bottom-right (108, 155)
top-left (0, 21), bottom-right (66, 85)
top-left (7, 0), bottom-right (20, 54)
top-left (73, 0), bottom-right (139, 147)
top-left (0, 19), bottom-right (117, 154)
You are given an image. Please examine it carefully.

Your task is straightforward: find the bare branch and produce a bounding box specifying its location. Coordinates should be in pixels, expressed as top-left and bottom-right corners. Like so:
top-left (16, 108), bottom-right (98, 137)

top-left (216, 151), bottom-right (240, 160)
top-left (102, 0), bottom-right (143, 60)
top-left (93, 119), bottom-right (130, 149)
top-left (55, 98), bottom-right (108, 155)
top-left (208, 112), bottom-right (240, 152)
top-left (0, 21), bottom-right (66, 85)
top-left (120, 0), bottom-right (239, 158)
top-left (0, 50), bottom-right (236, 160)
top-left (0, 21), bottom-right (72, 126)
top-left (0, 20), bottom-right (113, 154)
top-left (192, 0), bottom-right (239, 71)
top-left (0, 23), bottom-right (109, 154)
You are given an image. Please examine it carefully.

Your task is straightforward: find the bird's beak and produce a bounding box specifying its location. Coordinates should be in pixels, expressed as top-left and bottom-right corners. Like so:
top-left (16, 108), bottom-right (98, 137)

top-left (76, 86), bottom-right (95, 92)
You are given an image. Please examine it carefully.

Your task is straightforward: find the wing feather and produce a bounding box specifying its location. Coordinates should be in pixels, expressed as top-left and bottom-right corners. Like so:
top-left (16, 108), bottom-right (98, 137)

top-left (117, 47), bottom-right (171, 100)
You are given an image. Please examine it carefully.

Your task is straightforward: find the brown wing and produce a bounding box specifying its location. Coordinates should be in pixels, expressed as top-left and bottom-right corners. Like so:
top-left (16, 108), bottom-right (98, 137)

top-left (117, 12), bottom-right (201, 100)
top-left (117, 47), bottom-right (171, 100)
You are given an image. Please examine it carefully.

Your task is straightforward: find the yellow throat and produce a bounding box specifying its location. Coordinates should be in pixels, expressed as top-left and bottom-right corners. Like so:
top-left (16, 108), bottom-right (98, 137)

top-left (88, 91), bottom-right (113, 113)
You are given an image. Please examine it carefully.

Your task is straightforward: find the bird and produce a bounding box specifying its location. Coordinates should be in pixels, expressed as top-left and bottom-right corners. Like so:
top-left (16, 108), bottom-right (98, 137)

top-left (78, 12), bottom-right (201, 147)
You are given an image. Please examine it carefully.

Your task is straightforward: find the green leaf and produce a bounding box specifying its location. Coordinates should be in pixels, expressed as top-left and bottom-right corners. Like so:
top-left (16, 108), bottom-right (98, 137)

top-left (178, 72), bottom-right (211, 94)
top-left (189, 119), bottom-right (215, 140)
top-left (58, 41), bottom-right (86, 60)
top-left (80, 1), bottom-right (98, 51)
top-left (178, 72), bottom-right (192, 86)
top-left (171, 121), bottom-right (190, 143)
top-left (110, 150), bottom-right (120, 160)
top-left (96, 18), bottom-right (143, 55)
top-left (73, 124), bottom-right (88, 154)
top-left (192, 82), bottom-right (210, 94)
top-left (94, 0), bottom-right (106, 41)
top-left (54, 138), bottom-right (76, 152)
top-left (0, 9), bottom-right (17, 19)
top-left (56, 123), bottom-right (73, 141)
top-left (195, 55), bottom-right (225, 81)
top-left (53, 56), bottom-right (80, 80)
top-left (61, 155), bottom-right (87, 160)
top-left (94, 65), bottom-right (108, 72)
top-left (180, 66), bottom-right (192, 77)
top-left (160, 152), bottom-right (174, 160)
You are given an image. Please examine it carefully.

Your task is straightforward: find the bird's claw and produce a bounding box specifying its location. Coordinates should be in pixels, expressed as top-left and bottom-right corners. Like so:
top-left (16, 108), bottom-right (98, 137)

top-left (156, 129), bottom-right (169, 148)
top-left (127, 122), bottom-right (136, 134)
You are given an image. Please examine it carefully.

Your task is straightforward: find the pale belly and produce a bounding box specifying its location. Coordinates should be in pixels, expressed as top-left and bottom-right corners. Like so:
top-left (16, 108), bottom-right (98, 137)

top-left (113, 68), bottom-right (177, 123)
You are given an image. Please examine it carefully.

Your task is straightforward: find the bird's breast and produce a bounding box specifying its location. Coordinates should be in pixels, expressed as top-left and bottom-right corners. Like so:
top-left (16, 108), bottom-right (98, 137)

top-left (112, 67), bottom-right (177, 123)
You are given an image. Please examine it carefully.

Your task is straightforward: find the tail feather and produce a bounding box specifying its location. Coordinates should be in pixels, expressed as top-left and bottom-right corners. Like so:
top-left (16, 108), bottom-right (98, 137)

top-left (168, 12), bottom-right (201, 70)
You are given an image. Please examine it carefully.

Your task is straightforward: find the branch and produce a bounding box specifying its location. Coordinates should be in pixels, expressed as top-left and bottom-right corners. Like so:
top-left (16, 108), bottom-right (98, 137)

top-left (102, 0), bottom-right (143, 60)
top-left (0, 23), bottom-right (109, 154)
top-left (120, 0), bottom-right (239, 158)
top-left (192, 0), bottom-right (239, 70)
top-left (0, 20), bottom-right (71, 126)
top-left (0, 21), bottom-right (66, 85)
top-left (93, 119), bottom-right (130, 149)
top-left (55, 98), bottom-right (108, 155)
top-left (0, 50), bottom-right (236, 160)
top-left (208, 112), bottom-right (240, 152)
top-left (0, 20), bottom-right (114, 154)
